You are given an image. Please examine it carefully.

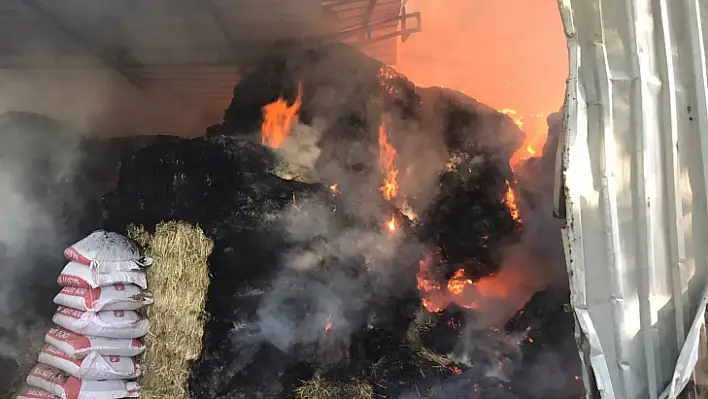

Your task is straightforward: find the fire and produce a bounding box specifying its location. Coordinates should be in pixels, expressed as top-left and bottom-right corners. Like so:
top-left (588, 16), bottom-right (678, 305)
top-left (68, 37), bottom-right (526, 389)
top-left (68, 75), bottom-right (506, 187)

top-left (386, 215), bottom-right (397, 232)
top-left (501, 108), bottom-right (547, 168)
top-left (378, 118), bottom-right (399, 201)
top-left (416, 252), bottom-right (534, 315)
top-left (504, 180), bottom-right (520, 221)
top-left (377, 116), bottom-right (410, 233)
top-left (395, 1), bottom-right (566, 171)
top-left (447, 269), bottom-right (474, 298)
top-left (500, 108), bottom-right (524, 129)
top-left (329, 184), bottom-right (339, 193)
top-left (261, 82), bottom-right (303, 148)
top-left (324, 314), bottom-right (333, 333)
top-left (416, 253), bottom-right (448, 312)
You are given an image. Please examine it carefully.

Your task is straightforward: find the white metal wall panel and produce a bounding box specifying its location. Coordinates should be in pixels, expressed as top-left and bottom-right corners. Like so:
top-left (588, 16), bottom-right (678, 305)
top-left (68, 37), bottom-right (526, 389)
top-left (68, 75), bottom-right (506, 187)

top-left (557, 0), bottom-right (708, 398)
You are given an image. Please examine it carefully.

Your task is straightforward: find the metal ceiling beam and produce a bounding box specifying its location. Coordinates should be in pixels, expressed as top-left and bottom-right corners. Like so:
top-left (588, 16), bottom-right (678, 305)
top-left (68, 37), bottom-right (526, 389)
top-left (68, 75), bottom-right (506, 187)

top-left (322, 0), bottom-right (420, 46)
top-left (400, 6), bottom-right (420, 42)
top-left (362, 0), bottom-right (378, 41)
top-left (19, 0), bottom-right (144, 90)
top-left (328, 12), bottom-right (421, 44)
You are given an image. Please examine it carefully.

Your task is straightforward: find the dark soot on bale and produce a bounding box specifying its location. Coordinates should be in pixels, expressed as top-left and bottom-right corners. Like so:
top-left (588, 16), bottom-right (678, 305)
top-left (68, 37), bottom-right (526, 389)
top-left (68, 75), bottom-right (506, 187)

top-left (101, 43), bottom-right (583, 398)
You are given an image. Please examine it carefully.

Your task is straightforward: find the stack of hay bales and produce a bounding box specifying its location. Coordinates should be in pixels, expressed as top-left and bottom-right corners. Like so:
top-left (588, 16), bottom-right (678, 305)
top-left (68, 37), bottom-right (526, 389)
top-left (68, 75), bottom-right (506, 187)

top-left (16, 230), bottom-right (152, 399)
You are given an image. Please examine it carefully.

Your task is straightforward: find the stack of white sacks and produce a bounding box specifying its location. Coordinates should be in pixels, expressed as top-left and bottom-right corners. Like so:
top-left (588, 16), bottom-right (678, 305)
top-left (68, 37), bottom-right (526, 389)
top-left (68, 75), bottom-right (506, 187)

top-left (16, 230), bottom-right (153, 399)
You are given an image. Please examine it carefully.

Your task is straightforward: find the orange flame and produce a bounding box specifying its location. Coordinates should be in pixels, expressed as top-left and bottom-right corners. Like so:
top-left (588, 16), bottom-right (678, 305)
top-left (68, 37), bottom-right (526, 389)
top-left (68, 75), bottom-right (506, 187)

top-left (500, 108), bottom-right (524, 129)
top-left (504, 180), bottom-right (520, 221)
top-left (386, 215), bottom-right (397, 232)
top-left (503, 110), bottom-right (548, 168)
top-left (378, 118), bottom-right (399, 201)
top-left (416, 253), bottom-right (448, 312)
top-left (416, 253), bottom-right (534, 315)
top-left (261, 82), bottom-right (303, 148)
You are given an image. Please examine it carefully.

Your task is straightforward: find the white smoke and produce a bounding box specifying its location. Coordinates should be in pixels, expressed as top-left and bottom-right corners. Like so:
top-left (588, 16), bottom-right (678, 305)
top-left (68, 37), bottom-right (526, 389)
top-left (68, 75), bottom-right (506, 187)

top-left (0, 113), bottom-right (85, 392)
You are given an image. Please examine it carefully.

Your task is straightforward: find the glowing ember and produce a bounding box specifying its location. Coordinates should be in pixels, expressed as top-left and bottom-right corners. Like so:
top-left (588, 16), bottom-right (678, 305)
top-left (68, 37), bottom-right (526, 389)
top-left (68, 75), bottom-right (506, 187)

top-left (447, 270), bottom-right (475, 306)
top-left (400, 201), bottom-right (418, 222)
top-left (506, 111), bottom-right (548, 168)
top-left (417, 251), bottom-right (535, 314)
top-left (329, 184), bottom-right (339, 193)
top-left (377, 66), bottom-right (401, 97)
top-left (500, 108), bottom-right (524, 129)
top-left (324, 314), bottom-right (332, 333)
top-left (416, 253), bottom-right (448, 312)
top-left (261, 82), bottom-right (303, 148)
top-left (386, 215), bottom-right (397, 232)
top-left (378, 118), bottom-right (399, 201)
top-left (504, 180), bottom-right (521, 221)
top-left (448, 365), bottom-right (463, 375)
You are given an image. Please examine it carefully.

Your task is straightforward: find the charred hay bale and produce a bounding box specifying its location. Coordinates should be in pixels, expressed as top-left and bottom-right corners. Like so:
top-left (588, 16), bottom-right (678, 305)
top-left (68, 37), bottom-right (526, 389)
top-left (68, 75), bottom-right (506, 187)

top-left (101, 135), bottom-right (336, 397)
top-left (216, 43), bottom-right (524, 273)
top-left (101, 44), bottom-right (536, 398)
top-left (216, 43), bottom-right (398, 137)
top-left (217, 43), bottom-right (522, 162)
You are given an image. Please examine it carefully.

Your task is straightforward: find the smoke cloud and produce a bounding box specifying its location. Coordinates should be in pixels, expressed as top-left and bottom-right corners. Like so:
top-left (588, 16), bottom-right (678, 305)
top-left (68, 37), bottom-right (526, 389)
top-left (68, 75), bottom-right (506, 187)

top-left (250, 79), bottom-right (569, 398)
top-left (256, 114), bottom-right (439, 366)
top-left (0, 112), bottom-right (89, 392)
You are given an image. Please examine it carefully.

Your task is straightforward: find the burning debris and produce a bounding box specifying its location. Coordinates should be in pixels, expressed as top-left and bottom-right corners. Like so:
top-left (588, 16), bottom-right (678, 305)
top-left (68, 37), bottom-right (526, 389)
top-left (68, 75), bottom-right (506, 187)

top-left (93, 42), bottom-right (583, 398)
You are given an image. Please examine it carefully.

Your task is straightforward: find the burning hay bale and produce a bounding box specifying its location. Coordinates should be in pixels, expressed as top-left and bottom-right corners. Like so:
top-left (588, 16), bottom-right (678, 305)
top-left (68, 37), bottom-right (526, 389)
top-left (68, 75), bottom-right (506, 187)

top-left (128, 222), bottom-right (213, 399)
top-left (100, 42), bottom-right (582, 398)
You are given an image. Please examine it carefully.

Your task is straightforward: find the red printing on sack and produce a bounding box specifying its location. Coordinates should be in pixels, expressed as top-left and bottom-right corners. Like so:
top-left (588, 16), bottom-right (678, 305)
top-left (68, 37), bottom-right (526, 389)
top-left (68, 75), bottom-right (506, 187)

top-left (57, 275), bottom-right (90, 289)
top-left (63, 247), bottom-right (92, 265)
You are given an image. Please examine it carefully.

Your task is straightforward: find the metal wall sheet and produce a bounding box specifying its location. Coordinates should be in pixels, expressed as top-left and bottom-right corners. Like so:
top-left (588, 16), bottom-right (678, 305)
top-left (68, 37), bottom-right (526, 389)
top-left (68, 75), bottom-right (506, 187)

top-left (557, 0), bottom-right (708, 398)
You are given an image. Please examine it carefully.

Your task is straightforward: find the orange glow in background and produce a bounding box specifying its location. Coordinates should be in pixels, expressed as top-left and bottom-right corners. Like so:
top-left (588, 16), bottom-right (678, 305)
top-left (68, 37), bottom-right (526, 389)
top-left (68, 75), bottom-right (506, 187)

top-left (397, 0), bottom-right (568, 166)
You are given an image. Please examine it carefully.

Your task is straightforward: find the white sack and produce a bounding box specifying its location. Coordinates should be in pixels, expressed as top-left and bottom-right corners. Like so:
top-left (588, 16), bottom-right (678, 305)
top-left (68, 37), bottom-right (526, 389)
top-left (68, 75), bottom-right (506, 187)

top-left (53, 284), bottom-right (153, 312)
top-left (64, 229), bottom-right (152, 272)
top-left (15, 387), bottom-right (59, 399)
top-left (52, 307), bottom-right (149, 339)
top-left (38, 345), bottom-right (141, 380)
top-left (26, 364), bottom-right (139, 399)
top-left (45, 327), bottom-right (145, 358)
top-left (57, 262), bottom-right (147, 290)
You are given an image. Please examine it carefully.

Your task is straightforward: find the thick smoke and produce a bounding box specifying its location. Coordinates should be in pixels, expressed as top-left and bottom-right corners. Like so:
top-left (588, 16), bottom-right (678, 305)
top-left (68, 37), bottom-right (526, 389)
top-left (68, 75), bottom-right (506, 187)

top-left (249, 65), bottom-right (460, 368)
top-left (0, 69), bottom-right (218, 137)
top-left (251, 80), bottom-right (563, 394)
top-left (0, 112), bottom-right (90, 391)
top-left (408, 109), bottom-right (581, 398)
top-left (256, 116), bottom-right (434, 367)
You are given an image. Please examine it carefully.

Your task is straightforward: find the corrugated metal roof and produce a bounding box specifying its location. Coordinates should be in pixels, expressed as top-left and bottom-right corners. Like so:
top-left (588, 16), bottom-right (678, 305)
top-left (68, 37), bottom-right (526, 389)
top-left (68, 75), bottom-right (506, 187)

top-left (0, 0), bottom-right (415, 68)
top-left (557, 0), bottom-right (708, 398)
top-left (0, 0), bottom-right (419, 135)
